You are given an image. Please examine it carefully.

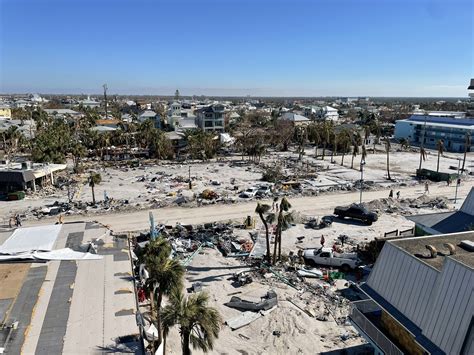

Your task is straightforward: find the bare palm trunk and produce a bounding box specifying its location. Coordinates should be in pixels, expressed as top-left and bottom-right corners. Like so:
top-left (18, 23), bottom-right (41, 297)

top-left (322, 144), bottom-right (326, 160)
top-left (437, 151), bottom-right (441, 172)
top-left (277, 227), bottom-right (282, 260)
top-left (258, 212), bottom-right (271, 263)
top-left (386, 150), bottom-right (391, 180)
top-left (341, 152), bottom-right (345, 166)
top-left (351, 153), bottom-right (355, 169)
top-left (157, 292), bottom-right (163, 346)
top-left (314, 145), bottom-right (318, 158)
top-left (91, 185), bottom-right (96, 204)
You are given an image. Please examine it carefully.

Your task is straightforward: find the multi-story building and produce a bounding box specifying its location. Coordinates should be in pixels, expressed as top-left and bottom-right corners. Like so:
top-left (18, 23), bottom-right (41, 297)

top-left (196, 104), bottom-right (225, 132)
top-left (394, 113), bottom-right (473, 152)
top-left (350, 231), bottom-right (474, 355)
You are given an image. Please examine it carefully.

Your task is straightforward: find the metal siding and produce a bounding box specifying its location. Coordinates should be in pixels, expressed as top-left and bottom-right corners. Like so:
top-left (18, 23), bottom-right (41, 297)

top-left (406, 264), bottom-right (420, 313)
top-left (421, 260), bottom-right (474, 355)
top-left (437, 264), bottom-right (466, 350)
top-left (420, 269), bottom-right (441, 329)
top-left (412, 266), bottom-right (430, 325)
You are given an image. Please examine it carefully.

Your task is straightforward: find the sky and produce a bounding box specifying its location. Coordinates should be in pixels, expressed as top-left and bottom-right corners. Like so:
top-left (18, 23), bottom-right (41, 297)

top-left (0, 0), bottom-right (472, 97)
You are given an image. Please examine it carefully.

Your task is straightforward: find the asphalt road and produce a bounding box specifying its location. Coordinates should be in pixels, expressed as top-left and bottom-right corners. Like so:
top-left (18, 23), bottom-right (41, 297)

top-left (23, 183), bottom-right (472, 233)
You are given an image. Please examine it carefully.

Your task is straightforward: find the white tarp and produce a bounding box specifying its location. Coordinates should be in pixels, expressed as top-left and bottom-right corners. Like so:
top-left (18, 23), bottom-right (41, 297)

top-left (0, 225), bottom-right (62, 254)
top-left (0, 248), bottom-right (102, 261)
top-left (33, 248), bottom-right (103, 260)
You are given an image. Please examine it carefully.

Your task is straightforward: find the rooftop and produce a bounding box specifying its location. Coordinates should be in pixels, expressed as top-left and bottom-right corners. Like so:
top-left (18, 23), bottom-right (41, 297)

top-left (391, 231), bottom-right (474, 271)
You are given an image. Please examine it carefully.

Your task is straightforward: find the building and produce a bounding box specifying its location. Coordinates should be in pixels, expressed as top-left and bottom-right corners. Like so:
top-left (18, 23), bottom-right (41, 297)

top-left (468, 78), bottom-right (474, 116)
top-left (0, 223), bottom-right (141, 353)
top-left (321, 106), bottom-right (339, 121)
top-left (196, 104), bottom-right (226, 132)
top-left (79, 96), bottom-right (100, 108)
top-left (407, 187), bottom-right (474, 235)
top-left (280, 112), bottom-right (310, 125)
top-left (350, 231), bottom-right (474, 355)
top-left (394, 114), bottom-right (474, 152)
top-left (138, 110), bottom-right (160, 128)
top-left (0, 161), bottom-right (67, 193)
top-left (0, 105), bottom-right (12, 119)
top-left (44, 108), bottom-right (82, 122)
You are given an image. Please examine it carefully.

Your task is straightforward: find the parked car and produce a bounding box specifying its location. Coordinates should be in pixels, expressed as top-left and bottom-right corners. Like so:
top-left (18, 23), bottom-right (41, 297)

top-left (240, 187), bottom-right (259, 198)
top-left (333, 204), bottom-right (378, 225)
top-left (256, 184), bottom-right (272, 197)
top-left (303, 248), bottom-right (360, 272)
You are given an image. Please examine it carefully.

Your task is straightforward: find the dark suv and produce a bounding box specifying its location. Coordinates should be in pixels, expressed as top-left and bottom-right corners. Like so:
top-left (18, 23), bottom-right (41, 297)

top-left (334, 204), bottom-right (378, 225)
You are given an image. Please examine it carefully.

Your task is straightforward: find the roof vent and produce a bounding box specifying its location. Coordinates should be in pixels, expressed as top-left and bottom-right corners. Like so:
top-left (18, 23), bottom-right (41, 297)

top-left (425, 245), bottom-right (437, 258)
top-left (460, 240), bottom-right (474, 252)
top-left (443, 243), bottom-right (456, 255)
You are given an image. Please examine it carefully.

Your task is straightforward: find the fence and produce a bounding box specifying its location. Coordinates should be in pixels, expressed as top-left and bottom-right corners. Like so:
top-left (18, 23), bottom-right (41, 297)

top-left (383, 227), bottom-right (415, 239)
top-left (350, 300), bottom-right (404, 355)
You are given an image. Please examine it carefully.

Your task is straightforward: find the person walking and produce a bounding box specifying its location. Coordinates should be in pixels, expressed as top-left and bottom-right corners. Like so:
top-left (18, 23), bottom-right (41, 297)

top-left (424, 181), bottom-right (430, 194)
top-left (396, 191), bottom-right (400, 200)
top-left (389, 189), bottom-right (394, 198)
top-left (15, 214), bottom-right (21, 227)
top-left (320, 235), bottom-right (325, 247)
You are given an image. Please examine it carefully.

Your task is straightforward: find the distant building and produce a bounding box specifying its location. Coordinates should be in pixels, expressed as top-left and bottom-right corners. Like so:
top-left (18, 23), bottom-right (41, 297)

top-left (196, 104), bottom-right (225, 132)
top-left (44, 109), bottom-right (82, 121)
top-left (350, 231), bottom-right (474, 355)
top-left (138, 110), bottom-right (160, 128)
top-left (279, 112), bottom-right (310, 125)
top-left (394, 114), bottom-right (474, 152)
top-left (321, 106), bottom-right (339, 121)
top-left (79, 96), bottom-right (100, 108)
top-left (0, 105), bottom-right (12, 119)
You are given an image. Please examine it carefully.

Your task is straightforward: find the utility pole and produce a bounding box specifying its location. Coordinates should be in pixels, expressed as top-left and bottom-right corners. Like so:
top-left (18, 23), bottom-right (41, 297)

top-left (360, 160), bottom-right (366, 204)
top-left (103, 84), bottom-right (108, 119)
top-left (188, 166), bottom-right (192, 189)
top-left (454, 158), bottom-right (461, 205)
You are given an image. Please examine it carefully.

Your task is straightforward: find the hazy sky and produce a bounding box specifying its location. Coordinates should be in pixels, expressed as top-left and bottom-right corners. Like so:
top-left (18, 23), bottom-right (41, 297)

top-left (0, 0), bottom-right (472, 97)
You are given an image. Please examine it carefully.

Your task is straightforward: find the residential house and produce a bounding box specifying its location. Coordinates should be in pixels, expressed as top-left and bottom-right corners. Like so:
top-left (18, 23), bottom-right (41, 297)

top-left (138, 110), bottom-right (160, 128)
top-left (196, 104), bottom-right (226, 132)
top-left (350, 231), bottom-right (473, 355)
top-left (79, 96), bottom-right (100, 109)
top-left (0, 105), bottom-right (12, 119)
top-left (279, 112), bottom-right (310, 126)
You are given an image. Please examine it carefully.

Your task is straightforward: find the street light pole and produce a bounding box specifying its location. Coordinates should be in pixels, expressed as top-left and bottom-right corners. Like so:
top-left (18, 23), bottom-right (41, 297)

top-left (360, 160), bottom-right (365, 204)
top-left (454, 158), bottom-right (461, 204)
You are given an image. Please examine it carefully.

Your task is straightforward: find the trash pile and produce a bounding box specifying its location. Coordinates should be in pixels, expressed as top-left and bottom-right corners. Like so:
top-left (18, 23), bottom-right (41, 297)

top-left (362, 195), bottom-right (449, 215)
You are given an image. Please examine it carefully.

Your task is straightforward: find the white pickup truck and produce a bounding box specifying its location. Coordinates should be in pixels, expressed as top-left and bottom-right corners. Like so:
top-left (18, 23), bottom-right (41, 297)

top-left (303, 247), bottom-right (360, 272)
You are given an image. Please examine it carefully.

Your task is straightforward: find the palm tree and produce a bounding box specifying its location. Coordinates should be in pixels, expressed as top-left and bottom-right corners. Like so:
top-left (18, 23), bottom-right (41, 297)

top-left (330, 131), bottom-right (337, 163)
top-left (384, 137), bottom-right (391, 180)
top-left (418, 146), bottom-right (427, 171)
top-left (321, 122), bottom-right (332, 160)
top-left (436, 139), bottom-right (444, 172)
top-left (255, 203), bottom-right (272, 263)
top-left (461, 133), bottom-right (471, 172)
top-left (351, 144), bottom-right (359, 169)
top-left (88, 172), bottom-right (101, 204)
top-left (162, 290), bottom-right (221, 355)
top-left (307, 124), bottom-right (320, 158)
top-left (145, 245), bottom-right (185, 348)
top-left (338, 131), bottom-right (351, 166)
top-left (267, 197), bottom-right (294, 264)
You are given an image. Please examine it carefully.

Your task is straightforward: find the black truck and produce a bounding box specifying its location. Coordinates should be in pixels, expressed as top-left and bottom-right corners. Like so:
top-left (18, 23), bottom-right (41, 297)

top-left (334, 204), bottom-right (378, 225)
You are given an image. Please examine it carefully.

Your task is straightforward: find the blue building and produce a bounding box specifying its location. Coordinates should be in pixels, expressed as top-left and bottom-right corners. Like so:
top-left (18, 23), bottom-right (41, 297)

top-left (394, 114), bottom-right (473, 152)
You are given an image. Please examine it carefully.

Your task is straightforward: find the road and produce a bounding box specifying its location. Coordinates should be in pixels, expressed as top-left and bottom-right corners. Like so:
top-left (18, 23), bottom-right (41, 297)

top-left (22, 183), bottom-right (472, 233)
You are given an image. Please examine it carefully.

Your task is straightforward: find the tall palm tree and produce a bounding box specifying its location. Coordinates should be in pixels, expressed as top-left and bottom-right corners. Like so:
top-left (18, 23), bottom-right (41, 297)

top-left (436, 139), bottom-right (444, 172)
top-left (143, 238), bottom-right (185, 348)
top-left (267, 197), bottom-right (293, 264)
top-left (338, 130), bottom-right (351, 166)
top-left (321, 122), bottom-right (332, 160)
top-left (307, 124), bottom-right (320, 158)
top-left (330, 131), bottom-right (337, 163)
top-left (162, 290), bottom-right (221, 355)
top-left (384, 137), bottom-right (391, 180)
top-left (255, 203), bottom-right (272, 263)
top-left (418, 146), bottom-right (427, 171)
top-left (461, 133), bottom-right (471, 172)
top-left (351, 144), bottom-right (359, 169)
top-left (88, 172), bottom-right (101, 204)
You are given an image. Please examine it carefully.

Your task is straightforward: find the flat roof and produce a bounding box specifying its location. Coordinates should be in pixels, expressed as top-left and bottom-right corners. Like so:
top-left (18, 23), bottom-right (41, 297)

top-left (407, 211), bottom-right (474, 234)
top-left (391, 231), bottom-right (474, 270)
top-left (0, 222), bottom-right (141, 353)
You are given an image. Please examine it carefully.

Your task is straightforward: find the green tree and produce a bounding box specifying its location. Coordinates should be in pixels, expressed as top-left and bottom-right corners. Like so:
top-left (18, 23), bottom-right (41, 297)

top-left (162, 290), bottom-right (221, 355)
top-left (436, 139), bottom-right (444, 173)
top-left (143, 238), bottom-right (185, 348)
top-left (185, 130), bottom-right (219, 160)
top-left (32, 119), bottom-right (72, 163)
top-left (88, 172), bottom-right (101, 204)
top-left (255, 203), bottom-right (272, 263)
